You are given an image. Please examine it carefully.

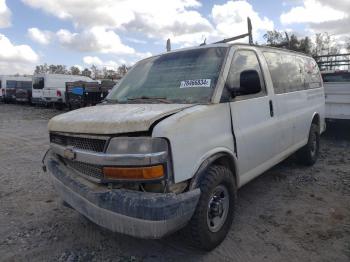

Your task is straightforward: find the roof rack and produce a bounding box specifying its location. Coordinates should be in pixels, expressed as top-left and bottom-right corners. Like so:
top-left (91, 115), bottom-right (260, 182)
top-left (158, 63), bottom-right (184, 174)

top-left (213, 17), bottom-right (253, 45)
top-left (314, 53), bottom-right (350, 71)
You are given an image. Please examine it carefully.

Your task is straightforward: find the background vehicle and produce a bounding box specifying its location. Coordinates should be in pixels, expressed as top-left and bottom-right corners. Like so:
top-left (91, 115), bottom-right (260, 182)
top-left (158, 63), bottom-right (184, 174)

top-left (0, 76), bottom-right (32, 103)
top-left (321, 70), bottom-right (350, 120)
top-left (65, 80), bottom-right (115, 110)
top-left (32, 74), bottom-right (94, 108)
top-left (15, 80), bottom-right (33, 103)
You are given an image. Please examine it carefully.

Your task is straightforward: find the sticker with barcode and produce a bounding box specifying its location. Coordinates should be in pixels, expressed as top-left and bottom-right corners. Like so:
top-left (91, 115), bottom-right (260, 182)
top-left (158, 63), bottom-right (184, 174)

top-left (180, 79), bottom-right (211, 88)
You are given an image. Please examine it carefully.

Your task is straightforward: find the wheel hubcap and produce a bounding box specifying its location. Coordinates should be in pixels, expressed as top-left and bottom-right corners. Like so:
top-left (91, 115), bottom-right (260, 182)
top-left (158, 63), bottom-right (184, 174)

top-left (207, 185), bottom-right (229, 232)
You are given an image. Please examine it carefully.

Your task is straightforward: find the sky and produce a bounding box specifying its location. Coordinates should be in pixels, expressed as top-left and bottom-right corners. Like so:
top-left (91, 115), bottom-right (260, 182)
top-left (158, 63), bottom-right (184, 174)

top-left (0, 0), bottom-right (349, 74)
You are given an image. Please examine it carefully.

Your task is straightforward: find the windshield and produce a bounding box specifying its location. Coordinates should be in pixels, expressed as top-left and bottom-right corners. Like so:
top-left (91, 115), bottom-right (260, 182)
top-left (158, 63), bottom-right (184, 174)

top-left (33, 77), bottom-right (44, 89)
top-left (107, 47), bottom-right (228, 104)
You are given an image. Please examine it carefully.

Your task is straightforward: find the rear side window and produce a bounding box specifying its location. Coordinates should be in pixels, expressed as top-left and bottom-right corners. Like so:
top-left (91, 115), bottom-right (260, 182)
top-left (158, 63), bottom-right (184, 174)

top-left (264, 52), bottom-right (321, 94)
top-left (33, 77), bottom-right (44, 89)
top-left (322, 72), bottom-right (350, 82)
top-left (6, 81), bottom-right (17, 88)
top-left (304, 58), bottom-right (322, 89)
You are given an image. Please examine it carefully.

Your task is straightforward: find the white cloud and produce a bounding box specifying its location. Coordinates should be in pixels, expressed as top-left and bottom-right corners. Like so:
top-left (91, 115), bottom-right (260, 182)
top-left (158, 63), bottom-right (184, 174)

top-left (280, 0), bottom-right (350, 42)
top-left (0, 34), bottom-right (39, 74)
top-left (83, 56), bottom-right (130, 70)
top-left (83, 56), bottom-right (103, 66)
top-left (22, 0), bottom-right (213, 46)
top-left (280, 0), bottom-right (348, 24)
top-left (211, 1), bottom-right (274, 42)
top-left (56, 27), bottom-right (135, 55)
top-left (0, 0), bottom-right (11, 28)
top-left (27, 27), bottom-right (52, 45)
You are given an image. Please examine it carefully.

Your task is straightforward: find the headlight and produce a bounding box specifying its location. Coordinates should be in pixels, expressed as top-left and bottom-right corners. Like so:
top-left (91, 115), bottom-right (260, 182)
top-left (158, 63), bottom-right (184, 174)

top-left (106, 137), bottom-right (168, 155)
top-left (104, 137), bottom-right (170, 181)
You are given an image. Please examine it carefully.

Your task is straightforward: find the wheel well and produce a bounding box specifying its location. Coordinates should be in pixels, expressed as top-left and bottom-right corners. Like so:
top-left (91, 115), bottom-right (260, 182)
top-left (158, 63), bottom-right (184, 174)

top-left (190, 153), bottom-right (238, 190)
top-left (312, 113), bottom-right (320, 132)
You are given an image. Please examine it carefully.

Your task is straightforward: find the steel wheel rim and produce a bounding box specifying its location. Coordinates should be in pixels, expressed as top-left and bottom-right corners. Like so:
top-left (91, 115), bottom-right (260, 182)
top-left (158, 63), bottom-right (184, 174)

top-left (207, 185), bottom-right (229, 233)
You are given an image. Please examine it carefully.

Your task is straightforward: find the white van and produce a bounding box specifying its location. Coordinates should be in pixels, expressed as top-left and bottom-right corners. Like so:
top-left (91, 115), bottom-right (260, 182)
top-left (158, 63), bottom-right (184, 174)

top-left (43, 43), bottom-right (325, 250)
top-left (32, 74), bottom-right (94, 107)
top-left (321, 70), bottom-right (350, 120)
top-left (0, 75), bottom-right (32, 103)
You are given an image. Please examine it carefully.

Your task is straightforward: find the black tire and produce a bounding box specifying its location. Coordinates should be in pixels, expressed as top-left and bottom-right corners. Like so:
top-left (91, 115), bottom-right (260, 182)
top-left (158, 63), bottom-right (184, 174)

top-left (296, 123), bottom-right (320, 166)
top-left (187, 165), bottom-right (236, 251)
top-left (55, 103), bottom-right (64, 110)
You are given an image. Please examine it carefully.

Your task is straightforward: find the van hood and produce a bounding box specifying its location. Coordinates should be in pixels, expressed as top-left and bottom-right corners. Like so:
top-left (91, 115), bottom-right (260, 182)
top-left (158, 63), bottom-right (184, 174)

top-left (48, 103), bottom-right (193, 135)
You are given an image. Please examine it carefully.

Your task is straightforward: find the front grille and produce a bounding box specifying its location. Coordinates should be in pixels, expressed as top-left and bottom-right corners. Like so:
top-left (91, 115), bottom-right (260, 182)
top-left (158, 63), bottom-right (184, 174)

top-left (50, 133), bottom-right (107, 152)
top-left (64, 159), bottom-right (103, 181)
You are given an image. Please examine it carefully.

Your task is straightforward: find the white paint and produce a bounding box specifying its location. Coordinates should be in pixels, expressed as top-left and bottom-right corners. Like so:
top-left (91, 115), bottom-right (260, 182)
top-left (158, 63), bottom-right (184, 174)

top-left (324, 82), bottom-right (350, 120)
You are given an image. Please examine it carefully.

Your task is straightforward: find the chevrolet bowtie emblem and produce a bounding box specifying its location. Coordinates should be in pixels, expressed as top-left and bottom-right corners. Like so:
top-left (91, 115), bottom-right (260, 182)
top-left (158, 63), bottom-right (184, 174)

top-left (63, 147), bottom-right (76, 160)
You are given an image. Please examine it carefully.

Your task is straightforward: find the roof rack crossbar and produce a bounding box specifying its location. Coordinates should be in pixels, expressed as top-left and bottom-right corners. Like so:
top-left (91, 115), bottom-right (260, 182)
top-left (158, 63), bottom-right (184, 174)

top-left (213, 17), bottom-right (253, 45)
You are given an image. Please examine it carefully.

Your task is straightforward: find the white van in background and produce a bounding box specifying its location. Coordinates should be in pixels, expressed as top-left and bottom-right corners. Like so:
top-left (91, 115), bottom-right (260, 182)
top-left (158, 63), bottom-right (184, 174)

top-left (32, 74), bottom-right (94, 108)
top-left (321, 70), bottom-right (350, 120)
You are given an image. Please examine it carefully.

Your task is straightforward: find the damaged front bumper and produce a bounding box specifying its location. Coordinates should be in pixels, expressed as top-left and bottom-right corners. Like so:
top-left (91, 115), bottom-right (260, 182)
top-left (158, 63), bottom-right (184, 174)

top-left (44, 151), bottom-right (200, 239)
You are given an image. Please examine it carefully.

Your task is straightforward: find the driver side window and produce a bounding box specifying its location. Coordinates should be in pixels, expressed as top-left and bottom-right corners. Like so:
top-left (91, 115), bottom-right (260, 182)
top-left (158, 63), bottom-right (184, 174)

top-left (222, 50), bottom-right (266, 101)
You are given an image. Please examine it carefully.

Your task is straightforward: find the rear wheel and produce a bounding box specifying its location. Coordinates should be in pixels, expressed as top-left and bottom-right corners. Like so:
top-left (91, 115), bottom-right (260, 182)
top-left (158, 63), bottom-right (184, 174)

top-left (296, 123), bottom-right (320, 166)
top-left (187, 165), bottom-right (236, 251)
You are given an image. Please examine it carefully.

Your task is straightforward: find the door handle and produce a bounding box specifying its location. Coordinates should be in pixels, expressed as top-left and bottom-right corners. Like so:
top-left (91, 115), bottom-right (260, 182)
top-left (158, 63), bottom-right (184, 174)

top-left (269, 100), bottom-right (274, 117)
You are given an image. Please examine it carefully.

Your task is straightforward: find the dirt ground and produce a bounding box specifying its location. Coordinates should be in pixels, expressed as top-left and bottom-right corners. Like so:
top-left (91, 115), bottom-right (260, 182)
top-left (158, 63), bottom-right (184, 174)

top-left (0, 103), bottom-right (349, 262)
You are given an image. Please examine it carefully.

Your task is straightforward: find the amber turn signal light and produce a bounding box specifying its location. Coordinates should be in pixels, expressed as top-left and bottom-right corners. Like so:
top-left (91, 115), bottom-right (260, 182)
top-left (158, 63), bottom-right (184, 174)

top-left (103, 165), bottom-right (164, 180)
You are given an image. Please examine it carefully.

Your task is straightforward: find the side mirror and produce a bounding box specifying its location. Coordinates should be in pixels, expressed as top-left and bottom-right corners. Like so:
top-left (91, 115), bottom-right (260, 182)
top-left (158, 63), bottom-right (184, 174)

top-left (227, 70), bottom-right (262, 97)
top-left (239, 70), bottom-right (261, 95)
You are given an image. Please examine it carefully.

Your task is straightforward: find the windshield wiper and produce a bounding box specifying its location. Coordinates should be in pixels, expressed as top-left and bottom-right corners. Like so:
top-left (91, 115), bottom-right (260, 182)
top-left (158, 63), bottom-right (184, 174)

top-left (127, 96), bottom-right (171, 104)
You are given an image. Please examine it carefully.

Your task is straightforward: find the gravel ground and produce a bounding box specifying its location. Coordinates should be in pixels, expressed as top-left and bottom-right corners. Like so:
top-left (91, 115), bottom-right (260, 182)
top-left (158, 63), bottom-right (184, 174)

top-left (0, 103), bottom-right (349, 262)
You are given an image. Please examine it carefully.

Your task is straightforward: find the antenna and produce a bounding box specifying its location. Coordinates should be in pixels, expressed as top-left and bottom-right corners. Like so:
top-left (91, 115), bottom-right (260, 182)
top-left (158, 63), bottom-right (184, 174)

top-left (213, 17), bottom-right (253, 45)
top-left (166, 39), bottom-right (171, 52)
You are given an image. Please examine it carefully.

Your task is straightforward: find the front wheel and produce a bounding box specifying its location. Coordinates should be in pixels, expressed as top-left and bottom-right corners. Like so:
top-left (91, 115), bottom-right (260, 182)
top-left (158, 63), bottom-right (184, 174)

top-left (187, 165), bottom-right (236, 251)
top-left (296, 123), bottom-right (320, 166)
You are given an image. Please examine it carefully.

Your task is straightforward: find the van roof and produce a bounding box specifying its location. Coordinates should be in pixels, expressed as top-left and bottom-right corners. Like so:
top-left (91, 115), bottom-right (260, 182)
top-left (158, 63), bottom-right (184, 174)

top-left (147, 42), bottom-right (313, 61)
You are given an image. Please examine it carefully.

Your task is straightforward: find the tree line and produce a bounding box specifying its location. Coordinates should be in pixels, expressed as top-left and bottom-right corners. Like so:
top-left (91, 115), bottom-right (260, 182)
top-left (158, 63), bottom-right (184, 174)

top-left (34, 64), bottom-right (130, 80)
top-left (263, 31), bottom-right (350, 56)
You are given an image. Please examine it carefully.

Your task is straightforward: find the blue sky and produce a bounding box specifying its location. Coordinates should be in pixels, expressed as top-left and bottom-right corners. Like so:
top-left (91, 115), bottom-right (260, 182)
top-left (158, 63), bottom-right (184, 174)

top-left (0, 0), bottom-right (348, 74)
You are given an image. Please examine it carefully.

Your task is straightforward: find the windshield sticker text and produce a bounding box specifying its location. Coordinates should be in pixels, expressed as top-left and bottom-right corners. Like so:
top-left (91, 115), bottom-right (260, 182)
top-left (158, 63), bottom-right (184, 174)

top-left (180, 79), bottom-right (211, 88)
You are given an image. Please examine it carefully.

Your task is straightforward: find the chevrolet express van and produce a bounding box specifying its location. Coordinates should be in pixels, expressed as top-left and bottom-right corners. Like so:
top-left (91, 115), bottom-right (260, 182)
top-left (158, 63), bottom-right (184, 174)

top-left (32, 74), bottom-right (94, 108)
top-left (43, 43), bottom-right (325, 250)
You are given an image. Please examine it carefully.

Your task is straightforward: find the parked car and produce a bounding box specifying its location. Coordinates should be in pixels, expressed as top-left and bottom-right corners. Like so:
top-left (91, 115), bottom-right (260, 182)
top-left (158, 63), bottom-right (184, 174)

top-left (321, 70), bottom-right (350, 120)
top-left (66, 80), bottom-right (115, 110)
top-left (0, 76), bottom-right (32, 103)
top-left (15, 80), bottom-right (33, 103)
top-left (32, 74), bottom-right (94, 109)
top-left (43, 43), bottom-right (325, 250)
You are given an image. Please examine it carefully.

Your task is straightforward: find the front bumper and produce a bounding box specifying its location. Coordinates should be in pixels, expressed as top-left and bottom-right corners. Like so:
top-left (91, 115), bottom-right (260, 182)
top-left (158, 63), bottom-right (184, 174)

top-left (45, 151), bottom-right (200, 238)
top-left (31, 97), bottom-right (45, 104)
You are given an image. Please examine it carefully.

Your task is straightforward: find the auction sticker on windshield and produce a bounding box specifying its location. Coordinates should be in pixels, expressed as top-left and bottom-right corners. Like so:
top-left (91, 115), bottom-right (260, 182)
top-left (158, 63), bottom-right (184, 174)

top-left (180, 79), bottom-right (211, 88)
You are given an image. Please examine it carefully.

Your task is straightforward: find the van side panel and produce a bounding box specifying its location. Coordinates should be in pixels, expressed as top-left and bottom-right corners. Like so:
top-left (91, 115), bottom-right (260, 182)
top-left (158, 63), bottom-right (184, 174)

top-left (263, 52), bottom-right (325, 149)
top-left (152, 104), bottom-right (236, 184)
